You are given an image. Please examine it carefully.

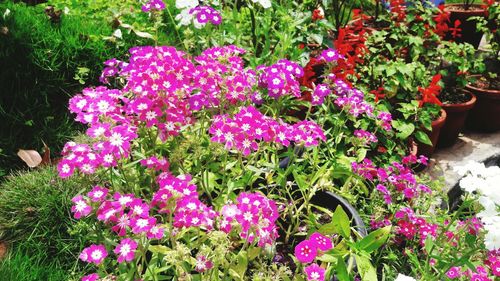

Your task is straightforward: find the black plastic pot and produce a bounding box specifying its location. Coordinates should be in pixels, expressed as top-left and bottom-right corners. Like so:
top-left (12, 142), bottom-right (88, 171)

top-left (311, 191), bottom-right (368, 237)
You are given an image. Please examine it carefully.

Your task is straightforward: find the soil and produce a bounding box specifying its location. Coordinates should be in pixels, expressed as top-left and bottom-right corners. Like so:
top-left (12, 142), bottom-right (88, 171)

top-left (471, 76), bottom-right (500, 91)
top-left (441, 88), bottom-right (472, 105)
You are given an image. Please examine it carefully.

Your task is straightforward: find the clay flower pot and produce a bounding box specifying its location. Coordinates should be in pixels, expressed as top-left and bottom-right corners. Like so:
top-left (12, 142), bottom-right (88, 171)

top-left (417, 109), bottom-right (447, 158)
top-left (438, 91), bottom-right (477, 148)
top-left (444, 4), bottom-right (487, 48)
top-left (465, 76), bottom-right (500, 132)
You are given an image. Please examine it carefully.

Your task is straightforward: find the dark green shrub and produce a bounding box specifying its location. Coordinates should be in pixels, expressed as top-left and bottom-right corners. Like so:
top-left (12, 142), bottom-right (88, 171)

top-left (0, 1), bottom-right (145, 177)
top-left (0, 166), bottom-right (90, 271)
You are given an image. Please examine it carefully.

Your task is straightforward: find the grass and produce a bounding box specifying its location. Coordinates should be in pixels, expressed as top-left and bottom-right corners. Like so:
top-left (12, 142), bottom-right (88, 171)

top-left (0, 247), bottom-right (74, 281)
top-left (0, 166), bottom-right (92, 273)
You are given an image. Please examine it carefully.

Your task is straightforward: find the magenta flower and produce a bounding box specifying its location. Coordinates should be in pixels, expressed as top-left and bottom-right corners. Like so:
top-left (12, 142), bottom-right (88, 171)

top-left (320, 48), bottom-right (342, 62)
top-left (114, 238), bottom-right (138, 263)
top-left (71, 195), bottom-right (92, 219)
top-left (81, 273), bottom-right (100, 281)
top-left (147, 225), bottom-right (165, 239)
top-left (309, 232), bottom-right (333, 251)
top-left (195, 255), bottom-right (214, 272)
top-left (81, 244), bottom-right (107, 265)
top-left (142, 0), bottom-right (165, 12)
top-left (87, 185), bottom-right (109, 202)
top-left (446, 267), bottom-right (462, 279)
top-left (304, 263), bottom-right (325, 281)
top-left (130, 216), bottom-right (156, 234)
top-left (294, 240), bottom-right (318, 263)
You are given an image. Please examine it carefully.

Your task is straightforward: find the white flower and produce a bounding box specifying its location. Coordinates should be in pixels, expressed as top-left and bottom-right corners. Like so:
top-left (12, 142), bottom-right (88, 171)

top-left (176, 0), bottom-right (199, 9)
top-left (251, 0), bottom-right (272, 9)
top-left (113, 29), bottom-right (123, 39)
top-left (175, 8), bottom-right (195, 26)
top-left (394, 274), bottom-right (417, 281)
top-left (483, 219), bottom-right (500, 250)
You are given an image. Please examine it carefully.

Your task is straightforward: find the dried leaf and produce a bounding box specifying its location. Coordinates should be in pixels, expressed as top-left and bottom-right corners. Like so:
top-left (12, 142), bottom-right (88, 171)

top-left (0, 242), bottom-right (7, 260)
top-left (17, 149), bottom-right (42, 168)
top-left (134, 30), bottom-right (154, 39)
top-left (41, 142), bottom-right (51, 166)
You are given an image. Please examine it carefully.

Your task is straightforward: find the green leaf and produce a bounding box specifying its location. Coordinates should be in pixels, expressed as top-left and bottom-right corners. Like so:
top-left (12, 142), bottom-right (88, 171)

top-left (229, 250), bottom-right (248, 280)
top-left (354, 255), bottom-right (378, 281)
top-left (335, 257), bottom-right (352, 281)
top-left (292, 170), bottom-right (308, 191)
top-left (316, 253), bottom-right (338, 263)
top-left (415, 130), bottom-right (432, 146)
top-left (356, 226), bottom-right (391, 254)
top-left (148, 245), bottom-right (171, 255)
top-left (392, 120), bottom-right (415, 140)
top-left (332, 205), bottom-right (351, 239)
top-left (247, 247), bottom-right (261, 261)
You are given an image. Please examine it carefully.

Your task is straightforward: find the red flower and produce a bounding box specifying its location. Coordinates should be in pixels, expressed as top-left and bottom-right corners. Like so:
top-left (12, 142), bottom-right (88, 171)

top-left (312, 8), bottom-right (324, 21)
top-left (418, 74), bottom-right (442, 107)
top-left (450, 20), bottom-right (462, 38)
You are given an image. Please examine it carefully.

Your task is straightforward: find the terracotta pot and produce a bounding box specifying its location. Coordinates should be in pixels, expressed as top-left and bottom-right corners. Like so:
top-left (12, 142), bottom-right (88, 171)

top-left (437, 91), bottom-right (477, 148)
top-left (444, 4), bottom-right (487, 48)
top-left (417, 109), bottom-right (447, 158)
top-left (465, 75), bottom-right (500, 132)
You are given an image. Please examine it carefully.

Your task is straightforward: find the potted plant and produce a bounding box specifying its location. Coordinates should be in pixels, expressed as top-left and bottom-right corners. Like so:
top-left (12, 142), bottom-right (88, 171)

top-left (436, 41), bottom-right (481, 147)
top-left (464, 1), bottom-right (500, 132)
top-left (444, 0), bottom-right (487, 48)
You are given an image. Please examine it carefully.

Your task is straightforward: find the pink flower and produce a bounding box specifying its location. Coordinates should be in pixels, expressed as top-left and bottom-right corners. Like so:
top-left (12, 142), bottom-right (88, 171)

top-left (446, 267), bottom-right (462, 279)
top-left (147, 225), bottom-right (165, 239)
top-left (71, 195), bottom-right (92, 219)
top-left (87, 185), bottom-right (109, 202)
top-left (304, 263), bottom-right (325, 281)
top-left (294, 240), bottom-right (318, 263)
top-left (114, 238), bottom-right (138, 263)
top-left (195, 255), bottom-right (214, 272)
top-left (81, 244), bottom-right (107, 265)
top-left (81, 273), bottom-right (100, 281)
top-left (130, 216), bottom-right (156, 234)
top-left (309, 232), bottom-right (333, 251)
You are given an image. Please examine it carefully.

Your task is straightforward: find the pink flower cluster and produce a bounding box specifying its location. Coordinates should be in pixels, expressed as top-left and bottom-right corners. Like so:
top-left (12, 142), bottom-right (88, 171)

top-left (294, 232), bottom-right (333, 263)
top-left (142, 0), bottom-right (166, 12)
top-left (257, 59), bottom-right (304, 99)
top-left (79, 238), bottom-right (138, 267)
top-left (312, 84), bottom-right (331, 105)
top-left (209, 106), bottom-right (326, 155)
top-left (294, 232), bottom-right (332, 281)
top-left (394, 207), bottom-right (438, 245)
top-left (354, 129), bottom-right (378, 145)
top-left (190, 6), bottom-right (222, 25)
top-left (352, 156), bottom-right (430, 203)
top-left (71, 185), bottom-right (165, 238)
top-left (220, 192), bottom-right (279, 247)
top-left (152, 173), bottom-right (216, 230)
top-left (191, 46), bottom-right (255, 108)
top-left (446, 259), bottom-right (500, 280)
top-left (319, 48), bottom-right (343, 63)
top-left (59, 45), bottom-right (265, 178)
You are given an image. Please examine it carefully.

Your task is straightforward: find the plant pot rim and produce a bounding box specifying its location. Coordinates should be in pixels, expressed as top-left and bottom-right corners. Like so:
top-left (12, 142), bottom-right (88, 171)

top-left (466, 75), bottom-right (500, 97)
top-left (311, 191), bottom-right (368, 237)
top-left (432, 108), bottom-right (447, 128)
top-left (444, 4), bottom-right (487, 15)
top-left (441, 91), bottom-right (477, 112)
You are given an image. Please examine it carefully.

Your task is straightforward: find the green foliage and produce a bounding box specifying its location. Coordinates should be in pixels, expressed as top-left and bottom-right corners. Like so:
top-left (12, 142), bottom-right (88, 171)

top-left (0, 166), bottom-right (89, 271)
